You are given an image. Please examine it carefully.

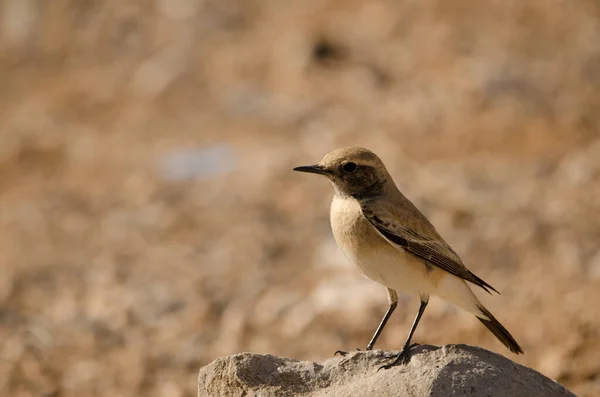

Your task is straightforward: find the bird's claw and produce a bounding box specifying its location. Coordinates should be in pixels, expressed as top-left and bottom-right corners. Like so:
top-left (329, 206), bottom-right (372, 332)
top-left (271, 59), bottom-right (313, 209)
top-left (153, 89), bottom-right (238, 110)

top-left (377, 343), bottom-right (418, 371)
top-left (378, 350), bottom-right (409, 371)
top-left (334, 347), bottom-right (364, 357)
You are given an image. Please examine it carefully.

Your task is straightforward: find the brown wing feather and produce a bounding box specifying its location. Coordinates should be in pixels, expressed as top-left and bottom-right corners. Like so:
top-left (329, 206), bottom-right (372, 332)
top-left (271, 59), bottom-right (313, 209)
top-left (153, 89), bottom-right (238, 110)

top-left (361, 203), bottom-right (499, 295)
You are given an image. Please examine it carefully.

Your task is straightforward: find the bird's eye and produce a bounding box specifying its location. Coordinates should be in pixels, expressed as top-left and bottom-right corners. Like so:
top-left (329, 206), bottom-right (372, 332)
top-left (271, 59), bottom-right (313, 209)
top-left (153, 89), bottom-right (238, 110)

top-left (342, 162), bottom-right (358, 173)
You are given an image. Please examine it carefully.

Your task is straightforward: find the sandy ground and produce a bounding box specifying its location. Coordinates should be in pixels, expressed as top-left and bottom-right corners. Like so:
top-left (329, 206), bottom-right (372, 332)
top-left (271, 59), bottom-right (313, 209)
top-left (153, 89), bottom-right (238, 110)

top-left (1, 0), bottom-right (599, 396)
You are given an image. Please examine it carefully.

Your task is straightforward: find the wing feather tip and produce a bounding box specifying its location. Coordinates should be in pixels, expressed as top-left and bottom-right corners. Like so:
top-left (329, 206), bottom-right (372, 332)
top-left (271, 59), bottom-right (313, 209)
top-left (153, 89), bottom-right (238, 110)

top-left (472, 273), bottom-right (500, 295)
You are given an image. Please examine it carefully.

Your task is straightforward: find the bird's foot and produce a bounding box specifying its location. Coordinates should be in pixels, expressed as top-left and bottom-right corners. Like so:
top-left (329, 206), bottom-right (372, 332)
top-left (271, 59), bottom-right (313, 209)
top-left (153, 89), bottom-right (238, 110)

top-left (378, 343), bottom-right (419, 370)
top-left (335, 346), bottom-right (373, 357)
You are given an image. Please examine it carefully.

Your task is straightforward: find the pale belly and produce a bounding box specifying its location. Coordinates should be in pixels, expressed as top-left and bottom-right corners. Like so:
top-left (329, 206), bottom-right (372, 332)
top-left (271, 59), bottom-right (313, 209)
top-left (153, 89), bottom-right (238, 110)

top-left (330, 196), bottom-right (438, 295)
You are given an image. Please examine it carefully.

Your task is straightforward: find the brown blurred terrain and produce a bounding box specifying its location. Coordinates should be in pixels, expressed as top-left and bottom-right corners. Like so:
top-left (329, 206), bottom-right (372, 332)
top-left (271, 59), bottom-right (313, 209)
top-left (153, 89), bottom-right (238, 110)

top-left (1, 0), bottom-right (599, 396)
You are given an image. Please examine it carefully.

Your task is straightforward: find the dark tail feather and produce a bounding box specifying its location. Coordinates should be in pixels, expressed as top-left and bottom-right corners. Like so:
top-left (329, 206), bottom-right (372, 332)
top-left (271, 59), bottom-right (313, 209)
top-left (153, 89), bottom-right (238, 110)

top-left (477, 305), bottom-right (523, 354)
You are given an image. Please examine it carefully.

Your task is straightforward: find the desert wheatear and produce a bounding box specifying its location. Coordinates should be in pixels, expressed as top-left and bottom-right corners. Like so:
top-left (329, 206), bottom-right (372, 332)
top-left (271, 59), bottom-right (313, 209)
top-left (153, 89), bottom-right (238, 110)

top-left (294, 147), bottom-right (522, 369)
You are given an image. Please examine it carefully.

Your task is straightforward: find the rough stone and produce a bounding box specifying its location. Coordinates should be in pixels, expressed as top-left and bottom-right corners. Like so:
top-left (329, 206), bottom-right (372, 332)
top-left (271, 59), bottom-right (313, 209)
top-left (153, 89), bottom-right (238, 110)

top-left (198, 345), bottom-right (576, 397)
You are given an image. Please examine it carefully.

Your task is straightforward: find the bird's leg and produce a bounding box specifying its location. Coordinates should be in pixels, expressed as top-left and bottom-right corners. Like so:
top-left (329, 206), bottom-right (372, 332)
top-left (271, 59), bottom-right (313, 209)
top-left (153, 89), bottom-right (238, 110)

top-left (366, 289), bottom-right (398, 350)
top-left (335, 289), bottom-right (398, 356)
top-left (379, 296), bottom-right (429, 370)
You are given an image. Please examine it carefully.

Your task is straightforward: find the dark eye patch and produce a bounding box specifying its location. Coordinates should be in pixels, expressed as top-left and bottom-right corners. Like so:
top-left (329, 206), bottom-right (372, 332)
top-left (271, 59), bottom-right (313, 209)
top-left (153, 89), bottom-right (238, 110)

top-left (342, 162), bottom-right (358, 173)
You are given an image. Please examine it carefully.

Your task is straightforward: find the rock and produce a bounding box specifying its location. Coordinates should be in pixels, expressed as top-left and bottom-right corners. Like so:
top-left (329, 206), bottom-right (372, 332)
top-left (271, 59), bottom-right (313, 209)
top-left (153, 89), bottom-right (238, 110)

top-left (198, 345), bottom-right (575, 397)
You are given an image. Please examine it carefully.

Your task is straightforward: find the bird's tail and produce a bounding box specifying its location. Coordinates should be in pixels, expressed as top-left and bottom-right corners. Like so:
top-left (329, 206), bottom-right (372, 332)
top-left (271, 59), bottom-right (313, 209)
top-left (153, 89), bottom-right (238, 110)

top-left (434, 275), bottom-right (523, 354)
top-left (476, 305), bottom-right (523, 354)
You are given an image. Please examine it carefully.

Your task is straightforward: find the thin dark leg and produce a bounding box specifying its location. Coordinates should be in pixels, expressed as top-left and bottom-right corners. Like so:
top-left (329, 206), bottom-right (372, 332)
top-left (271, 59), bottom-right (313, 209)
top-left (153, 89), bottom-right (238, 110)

top-left (366, 301), bottom-right (397, 350)
top-left (335, 288), bottom-right (398, 357)
top-left (379, 298), bottom-right (429, 370)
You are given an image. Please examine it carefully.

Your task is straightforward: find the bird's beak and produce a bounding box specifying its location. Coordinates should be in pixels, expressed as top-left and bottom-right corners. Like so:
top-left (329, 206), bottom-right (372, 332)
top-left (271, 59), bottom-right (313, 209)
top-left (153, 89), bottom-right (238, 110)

top-left (293, 164), bottom-right (329, 175)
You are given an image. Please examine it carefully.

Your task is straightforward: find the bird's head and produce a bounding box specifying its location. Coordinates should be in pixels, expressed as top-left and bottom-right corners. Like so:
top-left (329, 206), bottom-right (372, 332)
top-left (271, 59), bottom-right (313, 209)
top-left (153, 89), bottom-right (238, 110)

top-left (293, 147), bottom-right (391, 198)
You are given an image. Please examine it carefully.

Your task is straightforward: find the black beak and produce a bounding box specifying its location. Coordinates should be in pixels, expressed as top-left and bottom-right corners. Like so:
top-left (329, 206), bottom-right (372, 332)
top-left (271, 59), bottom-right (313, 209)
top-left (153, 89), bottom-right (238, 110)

top-left (292, 164), bottom-right (328, 175)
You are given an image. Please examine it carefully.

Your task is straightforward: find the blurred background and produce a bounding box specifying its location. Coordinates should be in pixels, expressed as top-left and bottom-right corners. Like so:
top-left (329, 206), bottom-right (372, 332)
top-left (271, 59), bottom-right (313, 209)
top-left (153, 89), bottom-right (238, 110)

top-left (1, 0), bottom-right (600, 396)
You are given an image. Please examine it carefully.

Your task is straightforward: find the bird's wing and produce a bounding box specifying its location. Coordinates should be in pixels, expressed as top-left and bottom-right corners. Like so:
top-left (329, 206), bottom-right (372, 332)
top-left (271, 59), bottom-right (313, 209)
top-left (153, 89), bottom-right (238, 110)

top-left (361, 201), bottom-right (498, 294)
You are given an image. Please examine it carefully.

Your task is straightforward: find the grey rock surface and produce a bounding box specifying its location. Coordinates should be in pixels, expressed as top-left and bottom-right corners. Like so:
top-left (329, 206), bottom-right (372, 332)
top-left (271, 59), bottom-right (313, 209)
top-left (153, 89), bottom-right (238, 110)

top-left (198, 344), bottom-right (576, 397)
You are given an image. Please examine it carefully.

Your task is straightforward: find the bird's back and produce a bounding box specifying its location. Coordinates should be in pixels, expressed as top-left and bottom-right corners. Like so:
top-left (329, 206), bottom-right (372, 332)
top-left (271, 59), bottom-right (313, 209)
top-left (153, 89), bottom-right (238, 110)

top-left (370, 189), bottom-right (466, 266)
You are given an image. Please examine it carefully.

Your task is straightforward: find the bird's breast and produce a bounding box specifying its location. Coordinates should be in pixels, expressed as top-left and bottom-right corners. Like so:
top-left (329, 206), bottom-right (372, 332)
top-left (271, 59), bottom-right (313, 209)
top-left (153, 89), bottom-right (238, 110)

top-left (330, 196), bottom-right (376, 258)
top-left (329, 195), bottom-right (437, 293)
top-left (330, 196), bottom-right (391, 277)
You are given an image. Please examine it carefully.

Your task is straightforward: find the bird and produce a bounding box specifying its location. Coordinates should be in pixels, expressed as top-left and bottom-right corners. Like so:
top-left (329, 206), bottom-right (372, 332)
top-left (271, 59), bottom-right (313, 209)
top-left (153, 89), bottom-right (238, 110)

top-left (293, 147), bottom-right (523, 370)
